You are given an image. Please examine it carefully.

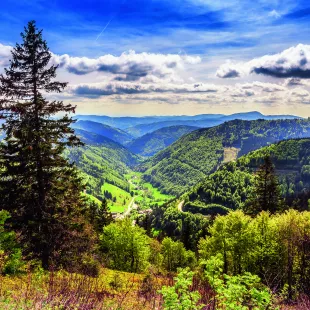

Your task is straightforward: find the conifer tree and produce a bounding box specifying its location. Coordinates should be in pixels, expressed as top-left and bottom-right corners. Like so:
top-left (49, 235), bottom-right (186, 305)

top-left (245, 156), bottom-right (283, 216)
top-left (0, 21), bottom-right (92, 270)
top-left (89, 198), bottom-right (113, 234)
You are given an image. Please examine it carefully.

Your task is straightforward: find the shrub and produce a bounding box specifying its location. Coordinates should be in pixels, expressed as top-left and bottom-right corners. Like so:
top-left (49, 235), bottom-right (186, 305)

top-left (0, 210), bottom-right (24, 274)
top-left (100, 219), bottom-right (151, 272)
top-left (159, 268), bottom-right (203, 310)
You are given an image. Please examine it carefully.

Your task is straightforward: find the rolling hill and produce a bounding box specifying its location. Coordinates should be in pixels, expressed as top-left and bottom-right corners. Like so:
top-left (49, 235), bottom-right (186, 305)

top-left (137, 119), bottom-right (310, 196)
top-left (72, 120), bottom-right (133, 145)
top-left (64, 129), bottom-right (139, 201)
top-left (126, 125), bottom-right (199, 156)
top-left (182, 138), bottom-right (310, 215)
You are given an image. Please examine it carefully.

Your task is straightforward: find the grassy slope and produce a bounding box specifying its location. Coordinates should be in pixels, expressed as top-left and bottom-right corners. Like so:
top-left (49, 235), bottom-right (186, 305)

top-left (101, 183), bottom-right (132, 212)
top-left (67, 129), bottom-right (171, 213)
top-left (126, 172), bottom-right (174, 209)
top-left (138, 119), bottom-right (310, 196)
top-left (0, 268), bottom-right (168, 309)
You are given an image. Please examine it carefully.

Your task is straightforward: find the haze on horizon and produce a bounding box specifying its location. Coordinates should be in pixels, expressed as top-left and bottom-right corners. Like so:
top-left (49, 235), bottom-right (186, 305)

top-left (1, 0), bottom-right (310, 117)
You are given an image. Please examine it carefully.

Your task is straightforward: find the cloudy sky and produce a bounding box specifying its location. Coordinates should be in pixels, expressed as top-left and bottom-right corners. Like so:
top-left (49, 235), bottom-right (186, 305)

top-left (1, 0), bottom-right (310, 116)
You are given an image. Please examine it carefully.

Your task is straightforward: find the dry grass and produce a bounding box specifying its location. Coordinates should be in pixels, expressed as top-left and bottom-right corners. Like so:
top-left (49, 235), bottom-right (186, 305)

top-left (0, 268), bottom-right (169, 309)
top-left (222, 147), bottom-right (240, 163)
top-left (1, 269), bottom-right (310, 309)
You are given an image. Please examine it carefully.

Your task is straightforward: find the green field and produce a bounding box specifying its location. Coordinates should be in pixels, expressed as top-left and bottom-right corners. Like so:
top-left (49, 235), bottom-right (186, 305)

top-left (101, 183), bottom-right (132, 213)
top-left (82, 193), bottom-right (101, 204)
top-left (126, 172), bottom-right (174, 209)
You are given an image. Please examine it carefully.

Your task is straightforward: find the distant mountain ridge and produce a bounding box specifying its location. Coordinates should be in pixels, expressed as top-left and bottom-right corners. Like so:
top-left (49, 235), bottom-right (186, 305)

top-left (75, 111), bottom-right (302, 134)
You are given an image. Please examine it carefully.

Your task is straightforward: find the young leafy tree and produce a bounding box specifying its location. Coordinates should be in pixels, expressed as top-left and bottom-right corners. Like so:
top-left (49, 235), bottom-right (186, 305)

top-left (100, 219), bottom-right (151, 272)
top-left (245, 156), bottom-right (283, 216)
top-left (0, 21), bottom-right (92, 270)
top-left (159, 268), bottom-right (203, 310)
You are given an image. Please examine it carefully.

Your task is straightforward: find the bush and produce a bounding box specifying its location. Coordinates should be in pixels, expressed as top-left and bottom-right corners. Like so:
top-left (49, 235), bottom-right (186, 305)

top-left (100, 219), bottom-right (151, 272)
top-left (159, 268), bottom-right (203, 310)
top-left (203, 255), bottom-right (275, 310)
top-left (0, 210), bottom-right (24, 274)
top-left (161, 237), bottom-right (196, 272)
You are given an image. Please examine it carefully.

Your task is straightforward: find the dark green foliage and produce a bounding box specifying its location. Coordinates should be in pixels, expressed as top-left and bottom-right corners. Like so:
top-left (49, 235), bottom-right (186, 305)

top-left (127, 125), bottom-right (198, 157)
top-left (88, 199), bottom-right (113, 234)
top-left (139, 137), bottom-right (223, 195)
top-left (148, 203), bottom-right (209, 251)
top-left (138, 119), bottom-right (310, 196)
top-left (72, 120), bottom-right (133, 145)
top-left (184, 139), bottom-right (310, 215)
top-left (245, 156), bottom-right (283, 215)
top-left (0, 21), bottom-right (93, 270)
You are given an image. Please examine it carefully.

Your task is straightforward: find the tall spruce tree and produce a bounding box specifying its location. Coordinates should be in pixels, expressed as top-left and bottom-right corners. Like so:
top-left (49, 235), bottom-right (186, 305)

top-left (0, 21), bottom-right (93, 270)
top-left (88, 198), bottom-right (113, 234)
top-left (245, 155), bottom-right (283, 216)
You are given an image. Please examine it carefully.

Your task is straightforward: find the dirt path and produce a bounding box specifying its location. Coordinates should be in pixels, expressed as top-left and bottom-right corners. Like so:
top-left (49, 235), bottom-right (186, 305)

top-left (123, 197), bottom-right (135, 217)
top-left (223, 147), bottom-right (240, 163)
top-left (178, 200), bottom-right (184, 212)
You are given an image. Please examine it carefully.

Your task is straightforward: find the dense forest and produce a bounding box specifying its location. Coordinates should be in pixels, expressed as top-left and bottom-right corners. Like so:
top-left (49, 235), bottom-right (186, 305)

top-left (126, 125), bottom-right (198, 157)
top-left (2, 21), bottom-right (310, 309)
top-left (182, 138), bottom-right (310, 215)
top-left (138, 119), bottom-right (310, 195)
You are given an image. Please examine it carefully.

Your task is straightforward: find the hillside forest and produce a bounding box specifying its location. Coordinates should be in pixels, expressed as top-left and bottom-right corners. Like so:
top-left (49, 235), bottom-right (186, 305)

top-left (1, 21), bottom-right (310, 309)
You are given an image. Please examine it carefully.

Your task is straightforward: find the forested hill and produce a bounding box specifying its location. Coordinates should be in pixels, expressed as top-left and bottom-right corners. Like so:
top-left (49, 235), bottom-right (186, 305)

top-left (72, 120), bottom-right (133, 145)
top-left (137, 119), bottom-right (310, 196)
top-left (127, 125), bottom-right (198, 156)
top-left (182, 138), bottom-right (310, 215)
top-left (64, 130), bottom-right (139, 200)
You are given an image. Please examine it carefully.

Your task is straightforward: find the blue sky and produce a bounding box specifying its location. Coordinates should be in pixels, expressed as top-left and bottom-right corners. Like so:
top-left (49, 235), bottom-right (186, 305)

top-left (0, 0), bottom-right (310, 116)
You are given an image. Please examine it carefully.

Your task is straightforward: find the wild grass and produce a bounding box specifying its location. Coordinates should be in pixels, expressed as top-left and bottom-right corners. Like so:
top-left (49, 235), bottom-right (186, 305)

top-left (0, 268), bottom-right (169, 310)
top-left (0, 268), bottom-right (309, 309)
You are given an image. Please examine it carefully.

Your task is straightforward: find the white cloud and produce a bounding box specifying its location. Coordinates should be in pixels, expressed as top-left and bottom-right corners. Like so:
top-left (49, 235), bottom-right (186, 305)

top-left (268, 10), bottom-right (281, 19)
top-left (0, 44), bottom-right (12, 66)
top-left (0, 43), bottom-right (201, 83)
top-left (68, 81), bottom-right (223, 97)
top-left (216, 44), bottom-right (310, 79)
top-left (51, 50), bottom-right (201, 81)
